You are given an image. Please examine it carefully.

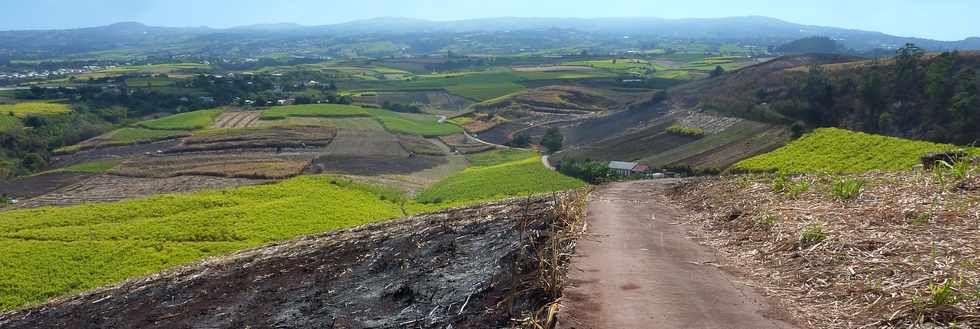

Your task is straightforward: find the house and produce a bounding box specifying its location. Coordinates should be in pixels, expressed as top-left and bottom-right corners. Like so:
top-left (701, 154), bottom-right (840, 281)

top-left (608, 161), bottom-right (649, 176)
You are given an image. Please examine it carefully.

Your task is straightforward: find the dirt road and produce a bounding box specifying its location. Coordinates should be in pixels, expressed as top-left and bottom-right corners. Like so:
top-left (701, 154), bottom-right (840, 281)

top-left (558, 180), bottom-right (798, 329)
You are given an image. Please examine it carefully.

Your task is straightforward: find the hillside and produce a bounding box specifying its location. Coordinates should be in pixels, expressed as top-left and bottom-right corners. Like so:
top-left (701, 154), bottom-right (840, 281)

top-left (0, 193), bottom-right (586, 328)
top-left (733, 128), bottom-right (979, 173)
top-left (669, 50), bottom-right (980, 145)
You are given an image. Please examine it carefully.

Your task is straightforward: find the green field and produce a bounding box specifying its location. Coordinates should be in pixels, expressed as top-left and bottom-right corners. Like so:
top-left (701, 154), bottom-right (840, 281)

top-left (0, 176), bottom-right (465, 311)
top-left (416, 156), bottom-right (585, 203)
top-left (0, 115), bottom-right (22, 132)
top-left (38, 160), bottom-right (121, 175)
top-left (732, 128), bottom-right (978, 174)
top-left (137, 109), bottom-right (225, 130)
top-left (358, 69), bottom-right (616, 102)
top-left (465, 149), bottom-right (538, 167)
top-left (261, 104), bottom-right (371, 120)
top-left (261, 104), bottom-right (460, 137)
top-left (0, 102), bottom-right (72, 118)
top-left (563, 59), bottom-right (670, 76)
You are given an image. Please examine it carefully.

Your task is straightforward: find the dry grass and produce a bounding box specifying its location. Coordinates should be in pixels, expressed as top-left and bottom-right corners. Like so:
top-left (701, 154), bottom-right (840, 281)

top-left (672, 171), bottom-right (980, 328)
top-left (112, 151), bottom-right (317, 179)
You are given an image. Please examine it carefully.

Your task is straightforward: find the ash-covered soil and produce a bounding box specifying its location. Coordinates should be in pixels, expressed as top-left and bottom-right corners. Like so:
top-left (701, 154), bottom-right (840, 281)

top-left (0, 195), bottom-right (577, 328)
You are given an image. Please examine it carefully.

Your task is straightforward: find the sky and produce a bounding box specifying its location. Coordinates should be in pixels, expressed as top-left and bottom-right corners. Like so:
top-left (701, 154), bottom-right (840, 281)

top-left (2, 0), bottom-right (978, 41)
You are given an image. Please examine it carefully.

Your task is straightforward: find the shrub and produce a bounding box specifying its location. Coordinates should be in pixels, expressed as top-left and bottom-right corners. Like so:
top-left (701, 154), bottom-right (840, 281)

top-left (665, 124), bottom-right (705, 137)
top-left (799, 223), bottom-right (827, 247)
top-left (831, 178), bottom-right (865, 201)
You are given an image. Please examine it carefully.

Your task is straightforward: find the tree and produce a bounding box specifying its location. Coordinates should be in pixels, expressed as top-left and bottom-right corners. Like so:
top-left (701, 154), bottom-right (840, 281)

top-left (710, 65), bottom-right (725, 78)
top-left (924, 52), bottom-right (956, 124)
top-left (804, 64), bottom-right (835, 125)
top-left (894, 43), bottom-right (925, 103)
top-left (507, 132), bottom-right (531, 148)
top-left (859, 70), bottom-right (885, 132)
top-left (540, 128), bottom-right (564, 153)
top-left (949, 68), bottom-right (980, 144)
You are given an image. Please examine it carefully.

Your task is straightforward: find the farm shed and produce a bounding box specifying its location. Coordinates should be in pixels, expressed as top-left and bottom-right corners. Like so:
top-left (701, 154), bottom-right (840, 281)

top-left (608, 161), bottom-right (649, 176)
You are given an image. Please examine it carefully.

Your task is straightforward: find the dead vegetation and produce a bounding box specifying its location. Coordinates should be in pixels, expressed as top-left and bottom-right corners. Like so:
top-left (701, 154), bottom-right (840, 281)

top-left (112, 150), bottom-right (318, 179)
top-left (397, 134), bottom-right (448, 156)
top-left (0, 191), bottom-right (590, 329)
top-left (671, 171), bottom-right (980, 328)
top-left (211, 111), bottom-right (262, 128)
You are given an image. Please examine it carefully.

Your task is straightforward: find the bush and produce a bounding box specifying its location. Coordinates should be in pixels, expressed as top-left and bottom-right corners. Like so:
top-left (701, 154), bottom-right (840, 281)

top-left (799, 223), bottom-right (827, 247)
top-left (831, 178), bottom-right (865, 201)
top-left (665, 124), bottom-right (705, 137)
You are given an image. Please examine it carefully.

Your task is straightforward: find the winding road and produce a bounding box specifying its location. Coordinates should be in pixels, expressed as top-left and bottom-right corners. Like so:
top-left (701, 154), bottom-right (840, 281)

top-left (558, 180), bottom-right (798, 329)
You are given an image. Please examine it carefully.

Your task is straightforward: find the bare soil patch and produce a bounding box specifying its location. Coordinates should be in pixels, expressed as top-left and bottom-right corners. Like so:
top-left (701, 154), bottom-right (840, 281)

top-left (0, 172), bottom-right (95, 201)
top-left (47, 140), bottom-right (181, 169)
top-left (211, 111), bottom-right (262, 129)
top-left (439, 133), bottom-right (497, 154)
top-left (112, 149), bottom-right (319, 179)
top-left (168, 126), bottom-right (336, 153)
top-left (311, 118), bottom-right (447, 176)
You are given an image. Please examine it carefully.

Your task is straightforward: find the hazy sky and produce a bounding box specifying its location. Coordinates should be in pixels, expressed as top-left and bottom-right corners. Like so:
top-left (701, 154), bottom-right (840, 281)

top-left (3, 0), bottom-right (978, 41)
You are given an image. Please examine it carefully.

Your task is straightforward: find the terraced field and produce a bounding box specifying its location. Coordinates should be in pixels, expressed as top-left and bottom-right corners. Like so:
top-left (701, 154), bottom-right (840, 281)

top-left (11, 175), bottom-right (267, 209)
top-left (211, 111), bottom-right (262, 128)
top-left (112, 150), bottom-right (319, 179)
top-left (136, 108), bottom-right (225, 130)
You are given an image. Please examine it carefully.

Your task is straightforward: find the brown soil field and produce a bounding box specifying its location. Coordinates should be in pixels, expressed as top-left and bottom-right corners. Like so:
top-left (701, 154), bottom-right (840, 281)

top-left (10, 174), bottom-right (267, 209)
top-left (396, 134), bottom-right (447, 156)
top-left (475, 86), bottom-right (618, 113)
top-left (0, 172), bottom-right (95, 202)
top-left (211, 111), bottom-right (262, 129)
top-left (671, 174), bottom-right (980, 328)
top-left (168, 126), bottom-right (336, 153)
top-left (112, 150), bottom-right (319, 179)
top-left (310, 118), bottom-right (447, 176)
top-left (46, 140), bottom-right (182, 170)
top-left (0, 193), bottom-right (586, 328)
top-left (438, 133), bottom-right (497, 154)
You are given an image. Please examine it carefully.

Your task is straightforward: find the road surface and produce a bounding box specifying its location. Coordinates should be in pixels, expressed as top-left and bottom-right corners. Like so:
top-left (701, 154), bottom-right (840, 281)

top-left (558, 180), bottom-right (798, 329)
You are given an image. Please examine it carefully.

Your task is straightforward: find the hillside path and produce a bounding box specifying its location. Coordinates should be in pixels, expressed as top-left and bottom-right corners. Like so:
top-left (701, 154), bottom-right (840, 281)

top-left (558, 180), bottom-right (798, 329)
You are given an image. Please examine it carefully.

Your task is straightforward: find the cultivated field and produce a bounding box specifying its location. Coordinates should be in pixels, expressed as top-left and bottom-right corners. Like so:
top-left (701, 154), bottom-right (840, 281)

top-left (0, 101), bottom-right (71, 118)
top-left (210, 111), bottom-right (262, 128)
top-left (0, 176), bottom-right (459, 311)
top-left (732, 128), bottom-right (979, 174)
top-left (111, 150), bottom-right (319, 179)
top-left (416, 156), bottom-right (585, 203)
top-left (137, 108), bottom-right (225, 130)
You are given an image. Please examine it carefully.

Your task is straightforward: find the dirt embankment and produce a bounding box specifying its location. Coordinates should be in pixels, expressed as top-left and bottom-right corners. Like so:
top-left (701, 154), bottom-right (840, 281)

top-left (0, 193), bottom-right (587, 328)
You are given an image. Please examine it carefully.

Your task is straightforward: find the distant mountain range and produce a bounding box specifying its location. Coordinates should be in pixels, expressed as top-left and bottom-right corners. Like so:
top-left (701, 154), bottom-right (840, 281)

top-left (2, 16), bottom-right (979, 58)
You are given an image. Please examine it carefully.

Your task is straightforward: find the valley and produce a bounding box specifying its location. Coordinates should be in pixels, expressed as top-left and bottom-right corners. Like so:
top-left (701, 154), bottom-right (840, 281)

top-left (0, 11), bottom-right (979, 329)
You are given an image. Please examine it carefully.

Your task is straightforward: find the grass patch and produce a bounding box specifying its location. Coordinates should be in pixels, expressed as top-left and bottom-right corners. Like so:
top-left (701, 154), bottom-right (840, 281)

top-left (0, 102), bottom-right (71, 118)
top-left (465, 149), bottom-right (538, 167)
top-left (416, 157), bottom-right (585, 204)
top-left (105, 127), bottom-right (188, 145)
top-left (0, 115), bottom-right (22, 132)
top-left (38, 160), bottom-right (121, 175)
top-left (260, 104), bottom-right (371, 120)
top-left (0, 175), bottom-right (462, 311)
top-left (261, 104), bottom-right (460, 137)
top-left (732, 128), bottom-right (978, 174)
top-left (137, 109), bottom-right (225, 130)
